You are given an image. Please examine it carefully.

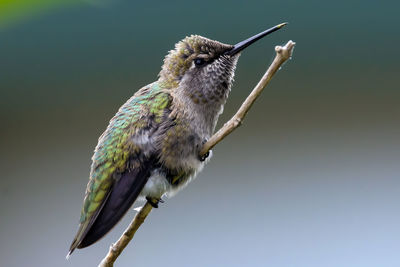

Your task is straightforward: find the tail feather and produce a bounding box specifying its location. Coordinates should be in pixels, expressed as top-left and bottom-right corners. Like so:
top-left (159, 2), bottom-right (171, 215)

top-left (68, 217), bottom-right (95, 255)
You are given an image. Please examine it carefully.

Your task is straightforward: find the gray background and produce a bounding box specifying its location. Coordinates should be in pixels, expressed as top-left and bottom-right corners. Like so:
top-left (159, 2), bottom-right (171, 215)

top-left (1, 0), bottom-right (399, 266)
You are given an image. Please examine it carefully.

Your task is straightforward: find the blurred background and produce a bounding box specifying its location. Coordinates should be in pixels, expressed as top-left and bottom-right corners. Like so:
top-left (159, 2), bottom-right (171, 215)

top-left (1, 0), bottom-right (399, 266)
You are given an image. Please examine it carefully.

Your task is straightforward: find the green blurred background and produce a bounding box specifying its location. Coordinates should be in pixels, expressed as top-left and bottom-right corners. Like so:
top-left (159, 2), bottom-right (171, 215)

top-left (1, 0), bottom-right (399, 266)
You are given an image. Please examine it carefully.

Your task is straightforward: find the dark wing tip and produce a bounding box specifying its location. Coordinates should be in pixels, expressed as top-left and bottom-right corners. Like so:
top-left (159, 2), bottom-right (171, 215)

top-left (76, 164), bottom-right (152, 248)
top-left (71, 157), bottom-right (155, 250)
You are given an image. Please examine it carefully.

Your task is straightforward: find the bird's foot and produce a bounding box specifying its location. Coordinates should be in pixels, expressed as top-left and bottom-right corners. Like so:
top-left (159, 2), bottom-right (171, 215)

top-left (199, 151), bottom-right (210, 162)
top-left (146, 196), bottom-right (161, 208)
top-left (198, 138), bottom-right (211, 162)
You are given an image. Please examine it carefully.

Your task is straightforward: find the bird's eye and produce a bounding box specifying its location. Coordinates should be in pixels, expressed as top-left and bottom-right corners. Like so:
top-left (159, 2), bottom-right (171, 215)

top-left (194, 58), bottom-right (206, 66)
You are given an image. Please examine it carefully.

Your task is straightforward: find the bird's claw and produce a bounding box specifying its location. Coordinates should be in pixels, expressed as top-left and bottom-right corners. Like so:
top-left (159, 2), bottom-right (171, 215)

top-left (199, 151), bottom-right (210, 162)
top-left (198, 138), bottom-right (210, 162)
top-left (146, 197), bottom-right (160, 208)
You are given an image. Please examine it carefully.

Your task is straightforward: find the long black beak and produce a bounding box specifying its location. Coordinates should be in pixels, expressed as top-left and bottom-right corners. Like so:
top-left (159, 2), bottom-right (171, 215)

top-left (224, 23), bottom-right (287, 56)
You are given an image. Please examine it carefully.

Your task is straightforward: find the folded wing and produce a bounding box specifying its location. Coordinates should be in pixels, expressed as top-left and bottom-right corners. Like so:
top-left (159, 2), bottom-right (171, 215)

top-left (69, 83), bottom-right (171, 255)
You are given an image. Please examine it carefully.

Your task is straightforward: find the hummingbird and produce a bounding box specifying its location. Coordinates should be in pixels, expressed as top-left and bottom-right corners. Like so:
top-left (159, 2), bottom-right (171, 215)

top-left (68, 23), bottom-right (286, 256)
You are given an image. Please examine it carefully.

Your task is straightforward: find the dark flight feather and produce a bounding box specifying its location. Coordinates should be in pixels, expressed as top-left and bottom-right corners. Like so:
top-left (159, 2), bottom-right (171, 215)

top-left (77, 158), bottom-right (154, 248)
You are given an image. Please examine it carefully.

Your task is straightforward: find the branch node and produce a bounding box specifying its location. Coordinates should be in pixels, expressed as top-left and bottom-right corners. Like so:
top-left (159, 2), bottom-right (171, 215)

top-left (276, 40), bottom-right (296, 60)
top-left (232, 117), bottom-right (242, 127)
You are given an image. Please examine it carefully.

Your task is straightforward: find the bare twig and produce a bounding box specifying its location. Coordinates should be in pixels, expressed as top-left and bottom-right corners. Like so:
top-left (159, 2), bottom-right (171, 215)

top-left (98, 40), bottom-right (296, 267)
top-left (98, 202), bottom-right (153, 267)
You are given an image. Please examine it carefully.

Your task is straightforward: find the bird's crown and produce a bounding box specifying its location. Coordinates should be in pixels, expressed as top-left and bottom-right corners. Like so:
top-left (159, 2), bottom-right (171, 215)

top-left (159, 35), bottom-right (233, 88)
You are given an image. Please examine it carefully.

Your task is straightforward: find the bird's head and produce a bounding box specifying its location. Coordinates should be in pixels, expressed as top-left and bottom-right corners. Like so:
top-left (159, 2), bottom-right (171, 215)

top-left (158, 23), bottom-right (287, 106)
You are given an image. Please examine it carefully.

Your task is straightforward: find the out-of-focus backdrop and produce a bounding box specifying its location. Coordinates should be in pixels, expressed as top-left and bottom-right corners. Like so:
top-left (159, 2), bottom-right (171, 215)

top-left (1, 1), bottom-right (399, 266)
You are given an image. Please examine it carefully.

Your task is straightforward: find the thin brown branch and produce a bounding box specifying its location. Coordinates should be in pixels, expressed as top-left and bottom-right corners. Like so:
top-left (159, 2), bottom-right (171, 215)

top-left (98, 202), bottom-right (154, 267)
top-left (98, 40), bottom-right (296, 267)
